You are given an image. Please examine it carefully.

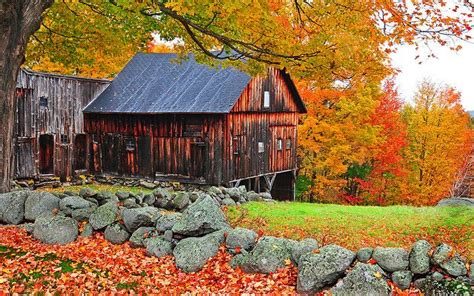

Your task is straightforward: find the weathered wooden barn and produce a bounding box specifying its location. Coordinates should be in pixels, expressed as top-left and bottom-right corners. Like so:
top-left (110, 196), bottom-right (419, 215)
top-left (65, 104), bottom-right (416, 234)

top-left (14, 69), bottom-right (110, 181)
top-left (84, 53), bottom-right (306, 199)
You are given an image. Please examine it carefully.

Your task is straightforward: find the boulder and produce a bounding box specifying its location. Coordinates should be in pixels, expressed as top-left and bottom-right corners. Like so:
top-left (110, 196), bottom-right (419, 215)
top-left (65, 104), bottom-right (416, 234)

top-left (291, 238), bottom-right (319, 265)
top-left (33, 214), bottom-right (78, 245)
top-left (25, 192), bottom-right (60, 221)
top-left (432, 243), bottom-right (452, 265)
top-left (163, 230), bottom-right (173, 242)
top-left (59, 196), bottom-right (96, 217)
top-left (330, 263), bottom-right (391, 296)
top-left (437, 197), bottom-right (474, 207)
top-left (79, 187), bottom-right (97, 198)
top-left (156, 212), bottom-right (182, 232)
top-left (172, 195), bottom-right (230, 236)
top-left (129, 226), bottom-right (155, 248)
top-left (171, 192), bottom-right (190, 210)
top-left (409, 240), bottom-right (432, 274)
top-left (140, 180), bottom-right (157, 190)
top-left (89, 201), bottom-right (119, 230)
top-left (153, 188), bottom-right (173, 208)
top-left (115, 191), bottom-right (130, 200)
top-left (246, 191), bottom-right (261, 202)
top-left (440, 254), bottom-right (467, 276)
top-left (0, 191), bottom-right (28, 224)
top-left (122, 207), bottom-right (160, 233)
top-left (235, 236), bottom-right (296, 274)
top-left (221, 197), bottom-right (236, 206)
top-left (356, 247), bottom-right (373, 263)
top-left (297, 244), bottom-right (355, 294)
top-left (173, 230), bottom-right (225, 272)
top-left (104, 223), bottom-right (130, 244)
top-left (223, 187), bottom-right (245, 202)
top-left (18, 222), bottom-right (34, 234)
top-left (259, 192), bottom-right (272, 200)
top-left (96, 190), bottom-right (118, 205)
top-left (431, 271), bottom-right (444, 281)
top-left (71, 207), bottom-right (96, 222)
top-left (226, 227), bottom-right (258, 251)
top-left (145, 236), bottom-right (173, 258)
top-left (372, 247), bottom-right (409, 272)
top-left (80, 223), bottom-right (94, 237)
top-left (143, 194), bottom-right (156, 206)
top-left (392, 271), bottom-right (413, 290)
top-left (122, 198), bottom-right (140, 209)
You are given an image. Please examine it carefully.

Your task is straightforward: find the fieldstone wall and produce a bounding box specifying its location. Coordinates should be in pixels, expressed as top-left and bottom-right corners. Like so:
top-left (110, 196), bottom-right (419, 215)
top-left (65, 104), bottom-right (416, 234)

top-left (1, 187), bottom-right (473, 295)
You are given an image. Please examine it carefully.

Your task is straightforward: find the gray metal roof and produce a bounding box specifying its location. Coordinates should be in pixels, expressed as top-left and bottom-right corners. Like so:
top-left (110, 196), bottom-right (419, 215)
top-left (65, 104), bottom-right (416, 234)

top-left (83, 53), bottom-right (253, 114)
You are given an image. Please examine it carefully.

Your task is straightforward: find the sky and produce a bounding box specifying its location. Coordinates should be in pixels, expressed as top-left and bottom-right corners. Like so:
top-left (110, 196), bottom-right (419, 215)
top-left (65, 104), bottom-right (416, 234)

top-left (391, 41), bottom-right (474, 111)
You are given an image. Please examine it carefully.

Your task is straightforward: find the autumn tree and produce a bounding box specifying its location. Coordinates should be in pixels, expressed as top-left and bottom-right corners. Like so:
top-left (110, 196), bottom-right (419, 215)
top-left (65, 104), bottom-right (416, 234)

top-left (401, 81), bottom-right (473, 205)
top-left (1, 0), bottom-right (473, 192)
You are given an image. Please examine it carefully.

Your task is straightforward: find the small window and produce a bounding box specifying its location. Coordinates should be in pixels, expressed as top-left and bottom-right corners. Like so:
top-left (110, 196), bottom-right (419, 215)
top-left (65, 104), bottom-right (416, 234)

top-left (258, 142), bottom-right (265, 153)
top-left (263, 91), bottom-right (270, 108)
top-left (286, 138), bottom-right (292, 150)
top-left (60, 134), bottom-right (69, 144)
top-left (183, 117), bottom-right (202, 137)
top-left (277, 138), bottom-right (283, 151)
top-left (233, 137), bottom-right (240, 155)
top-left (39, 96), bottom-right (48, 108)
top-left (125, 138), bottom-right (135, 151)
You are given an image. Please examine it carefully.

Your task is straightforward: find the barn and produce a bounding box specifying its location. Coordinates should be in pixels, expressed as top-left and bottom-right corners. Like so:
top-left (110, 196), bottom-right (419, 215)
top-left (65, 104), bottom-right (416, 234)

top-left (83, 53), bottom-right (306, 200)
top-left (14, 69), bottom-right (110, 181)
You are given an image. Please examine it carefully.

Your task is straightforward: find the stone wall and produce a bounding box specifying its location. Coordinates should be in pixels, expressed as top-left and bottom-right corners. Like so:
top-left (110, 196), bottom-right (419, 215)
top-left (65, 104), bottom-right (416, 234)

top-left (0, 187), bottom-right (473, 295)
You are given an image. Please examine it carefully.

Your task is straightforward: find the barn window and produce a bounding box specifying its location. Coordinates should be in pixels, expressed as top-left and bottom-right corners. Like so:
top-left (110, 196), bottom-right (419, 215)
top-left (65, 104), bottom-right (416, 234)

top-left (263, 91), bottom-right (270, 108)
top-left (125, 138), bottom-right (136, 151)
top-left (286, 138), bottom-right (292, 149)
top-left (277, 138), bottom-right (283, 151)
top-left (183, 117), bottom-right (203, 137)
top-left (39, 96), bottom-right (48, 108)
top-left (258, 142), bottom-right (265, 153)
top-left (60, 134), bottom-right (69, 144)
top-left (233, 137), bottom-right (240, 155)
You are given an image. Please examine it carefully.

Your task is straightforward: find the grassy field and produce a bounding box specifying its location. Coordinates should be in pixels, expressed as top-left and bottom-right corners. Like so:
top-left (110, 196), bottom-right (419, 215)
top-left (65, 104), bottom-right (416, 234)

top-left (226, 202), bottom-right (474, 259)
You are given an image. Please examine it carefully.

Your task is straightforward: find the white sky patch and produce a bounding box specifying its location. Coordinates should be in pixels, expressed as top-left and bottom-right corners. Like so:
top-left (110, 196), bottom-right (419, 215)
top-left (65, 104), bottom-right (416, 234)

top-left (391, 41), bottom-right (474, 111)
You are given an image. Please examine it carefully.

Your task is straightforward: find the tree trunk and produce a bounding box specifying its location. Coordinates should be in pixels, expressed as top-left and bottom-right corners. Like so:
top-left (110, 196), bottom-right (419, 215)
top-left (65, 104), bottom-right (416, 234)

top-left (0, 0), bottom-right (53, 193)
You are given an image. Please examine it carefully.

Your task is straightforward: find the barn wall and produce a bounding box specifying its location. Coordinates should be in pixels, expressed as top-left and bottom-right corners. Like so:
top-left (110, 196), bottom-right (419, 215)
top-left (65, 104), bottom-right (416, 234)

top-left (84, 113), bottom-right (225, 184)
top-left (14, 69), bottom-right (109, 179)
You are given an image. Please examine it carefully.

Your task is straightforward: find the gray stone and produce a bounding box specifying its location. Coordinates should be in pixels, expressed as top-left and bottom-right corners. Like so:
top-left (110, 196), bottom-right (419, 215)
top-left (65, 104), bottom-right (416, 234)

top-left (235, 236), bottom-right (295, 274)
top-left (79, 187), bottom-right (96, 198)
top-left (140, 180), bottom-right (156, 189)
top-left (89, 201), bottom-right (119, 230)
top-left (122, 198), bottom-right (140, 209)
top-left (24, 192), bottom-right (60, 221)
top-left (172, 195), bottom-right (230, 236)
top-left (431, 271), bottom-right (444, 281)
top-left (115, 191), bottom-right (130, 200)
top-left (96, 191), bottom-right (118, 204)
top-left (59, 196), bottom-right (96, 216)
top-left (246, 191), bottom-right (261, 202)
top-left (392, 271), bottom-right (412, 290)
top-left (33, 214), bottom-right (78, 245)
top-left (291, 238), bottom-right (319, 265)
top-left (440, 254), bottom-right (467, 276)
top-left (226, 227), bottom-right (258, 251)
top-left (208, 186), bottom-right (223, 197)
top-left (80, 223), bottom-right (94, 237)
top-left (143, 194), bottom-right (156, 206)
top-left (71, 207), bottom-right (96, 221)
top-left (437, 197), bottom-right (474, 207)
top-left (153, 188), bottom-right (172, 208)
top-left (188, 191), bottom-right (201, 202)
top-left (145, 236), bottom-right (173, 258)
top-left (173, 230), bottom-right (225, 272)
top-left (223, 187), bottom-right (244, 202)
top-left (230, 250), bottom-right (249, 269)
top-left (259, 192), bottom-right (272, 200)
top-left (122, 207), bottom-right (160, 232)
top-left (297, 244), bottom-right (356, 294)
top-left (163, 230), bottom-right (173, 242)
top-left (104, 223), bottom-right (130, 244)
top-left (410, 240), bottom-right (432, 274)
top-left (171, 192), bottom-right (190, 210)
top-left (221, 197), bottom-right (236, 206)
top-left (129, 226), bottom-right (155, 248)
top-left (330, 263), bottom-right (391, 296)
top-left (156, 212), bottom-right (182, 232)
top-left (63, 191), bottom-right (77, 196)
top-left (0, 191), bottom-right (28, 224)
top-left (372, 247), bottom-right (409, 272)
top-left (84, 197), bottom-right (99, 206)
top-left (432, 243), bottom-right (452, 265)
top-left (357, 247), bottom-right (373, 263)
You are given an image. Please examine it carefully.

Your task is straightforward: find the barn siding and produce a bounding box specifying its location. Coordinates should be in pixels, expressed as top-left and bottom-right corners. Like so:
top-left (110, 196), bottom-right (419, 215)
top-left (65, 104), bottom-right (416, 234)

top-left (14, 69), bottom-right (109, 179)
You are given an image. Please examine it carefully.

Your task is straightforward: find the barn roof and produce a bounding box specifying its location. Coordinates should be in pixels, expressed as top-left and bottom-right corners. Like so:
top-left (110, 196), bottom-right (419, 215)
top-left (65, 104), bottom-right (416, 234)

top-left (83, 53), bottom-right (305, 114)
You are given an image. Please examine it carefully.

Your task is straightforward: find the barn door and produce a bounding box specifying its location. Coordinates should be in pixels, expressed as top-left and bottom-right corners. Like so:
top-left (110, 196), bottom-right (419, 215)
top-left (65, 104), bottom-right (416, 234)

top-left (74, 134), bottom-right (87, 171)
top-left (58, 138), bottom-right (71, 181)
top-left (15, 137), bottom-right (36, 178)
top-left (190, 141), bottom-right (206, 178)
top-left (102, 134), bottom-right (121, 174)
top-left (137, 136), bottom-right (153, 177)
top-left (39, 134), bottom-right (54, 175)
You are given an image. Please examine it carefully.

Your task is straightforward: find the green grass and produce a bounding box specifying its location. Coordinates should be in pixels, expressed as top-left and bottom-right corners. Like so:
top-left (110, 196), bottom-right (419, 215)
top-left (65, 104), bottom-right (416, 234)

top-left (226, 202), bottom-right (474, 258)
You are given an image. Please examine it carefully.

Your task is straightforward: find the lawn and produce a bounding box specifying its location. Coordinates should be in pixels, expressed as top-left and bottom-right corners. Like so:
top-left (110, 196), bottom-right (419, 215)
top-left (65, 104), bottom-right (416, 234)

top-left (226, 202), bottom-right (474, 259)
